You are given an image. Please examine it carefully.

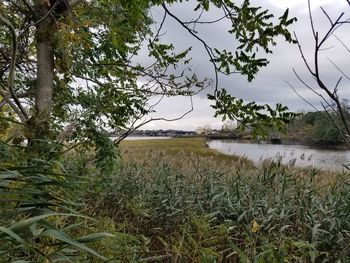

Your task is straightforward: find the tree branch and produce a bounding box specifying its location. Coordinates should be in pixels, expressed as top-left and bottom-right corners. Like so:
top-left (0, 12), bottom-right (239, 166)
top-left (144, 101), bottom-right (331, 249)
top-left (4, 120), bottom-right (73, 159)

top-left (0, 90), bottom-right (27, 122)
top-left (114, 96), bottom-right (194, 144)
top-left (162, 3), bottom-right (219, 94)
top-left (0, 14), bottom-right (28, 121)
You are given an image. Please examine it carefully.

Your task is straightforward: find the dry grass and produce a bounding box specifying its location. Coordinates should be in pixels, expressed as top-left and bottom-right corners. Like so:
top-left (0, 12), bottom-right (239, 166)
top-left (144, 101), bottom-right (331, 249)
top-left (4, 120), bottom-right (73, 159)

top-left (120, 137), bottom-right (247, 162)
top-left (119, 137), bottom-right (254, 173)
top-left (119, 137), bottom-right (346, 190)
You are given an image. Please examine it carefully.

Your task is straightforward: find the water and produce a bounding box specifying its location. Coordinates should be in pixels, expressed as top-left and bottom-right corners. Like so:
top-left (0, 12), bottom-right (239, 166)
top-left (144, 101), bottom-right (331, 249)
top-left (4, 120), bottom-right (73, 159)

top-left (207, 139), bottom-right (350, 170)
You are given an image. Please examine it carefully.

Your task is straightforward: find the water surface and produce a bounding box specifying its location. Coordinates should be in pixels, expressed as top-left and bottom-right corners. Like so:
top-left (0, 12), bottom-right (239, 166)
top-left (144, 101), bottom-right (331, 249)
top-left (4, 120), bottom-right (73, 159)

top-left (207, 139), bottom-right (350, 170)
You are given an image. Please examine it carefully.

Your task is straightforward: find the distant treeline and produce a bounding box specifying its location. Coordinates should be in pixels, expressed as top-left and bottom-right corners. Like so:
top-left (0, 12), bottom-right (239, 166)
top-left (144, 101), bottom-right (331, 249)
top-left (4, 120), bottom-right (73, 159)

top-left (285, 111), bottom-right (350, 146)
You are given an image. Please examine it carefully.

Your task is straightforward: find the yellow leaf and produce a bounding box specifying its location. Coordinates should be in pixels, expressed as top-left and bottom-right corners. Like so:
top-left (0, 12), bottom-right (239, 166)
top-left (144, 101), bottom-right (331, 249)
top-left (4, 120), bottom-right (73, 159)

top-left (251, 219), bottom-right (259, 233)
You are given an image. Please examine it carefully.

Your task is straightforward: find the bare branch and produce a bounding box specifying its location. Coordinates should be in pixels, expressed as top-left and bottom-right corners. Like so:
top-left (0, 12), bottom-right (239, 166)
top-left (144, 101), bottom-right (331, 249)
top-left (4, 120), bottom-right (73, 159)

top-left (320, 7), bottom-right (333, 26)
top-left (294, 33), bottom-right (315, 76)
top-left (327, 58), bottom-right (350, 81)
top-left (333, 76), bottom-right (342, 95)
top-left (284, 80), bottom-right (320, 113)
top-left (308, 0), bottom-right (317, 39)
top-left (114, 96), bottom-right (194, 144)
top-left (318, 13), bottom-right (344, 49)
top-left (292, 69), bottom-right (334, 110)
top-left (334, 34), bottom-right (350, 53)
top-left (153, 10), bottom-right (167, 42)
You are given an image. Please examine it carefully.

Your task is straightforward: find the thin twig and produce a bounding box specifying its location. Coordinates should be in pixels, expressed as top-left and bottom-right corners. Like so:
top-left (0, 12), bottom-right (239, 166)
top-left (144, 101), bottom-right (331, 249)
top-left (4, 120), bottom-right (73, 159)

top-left (161, 3), bottom-right (219, 94)
top-left (114, 96), bottom-right (194, 144)
top-left (308, 0), bottom-right (317, 39)
top-left (327, 58), bottom-right (350, 80)
top-left (21, 0), bottom-right (35, 14)
top-left (284, 80), bottom-right (320, 113)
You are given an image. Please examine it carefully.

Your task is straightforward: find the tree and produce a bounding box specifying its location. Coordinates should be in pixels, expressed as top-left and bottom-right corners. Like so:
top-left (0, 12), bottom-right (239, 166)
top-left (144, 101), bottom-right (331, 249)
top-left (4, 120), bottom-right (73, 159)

top-left (0, 1), bottom-right (300, 260)
top-left (295, 110), bottom-right (348, 144)
top-left (290, 0), bottom-right (350, 146)
top-left (0, 0), bottom-right (298, 156)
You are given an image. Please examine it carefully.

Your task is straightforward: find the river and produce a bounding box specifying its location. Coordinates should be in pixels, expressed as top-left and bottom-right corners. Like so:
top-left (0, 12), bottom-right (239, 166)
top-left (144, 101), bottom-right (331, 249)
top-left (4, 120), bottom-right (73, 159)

top-left (207, 139), bottom-right (350, 170)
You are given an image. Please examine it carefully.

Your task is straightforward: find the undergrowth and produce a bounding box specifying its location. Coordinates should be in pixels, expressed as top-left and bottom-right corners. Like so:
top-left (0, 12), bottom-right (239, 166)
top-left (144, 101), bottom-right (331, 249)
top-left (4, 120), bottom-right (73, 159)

top-left (2, 138), bottom-right (350, 262)
top-left (82, 147), bottom-right (350, 262)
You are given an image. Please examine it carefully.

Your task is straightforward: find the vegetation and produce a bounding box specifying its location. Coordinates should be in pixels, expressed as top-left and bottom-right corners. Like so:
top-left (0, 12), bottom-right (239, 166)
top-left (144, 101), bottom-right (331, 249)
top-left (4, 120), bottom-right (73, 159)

top-left (0, 0), bottom-right (298, 147)
top-left (120, 137), bottom-right (251, 164)
top-left (3, 138), bottom-right (350, 262)
top-left (285, 110), bottom-right (350, 145)
top-left (55, 139), bottom-right (350, 261)
top-left (0, 1), bottom-right (300, 260)
top-left (291, 0), bottom-right (350, 146)
top-left (1, 0), bottom-right (350, 262)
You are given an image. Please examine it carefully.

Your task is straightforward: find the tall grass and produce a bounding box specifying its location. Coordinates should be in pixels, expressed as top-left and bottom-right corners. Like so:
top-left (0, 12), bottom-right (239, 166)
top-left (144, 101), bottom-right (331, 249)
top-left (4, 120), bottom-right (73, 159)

top-left (0, 141), bottom-right (111, 262)
top-left (2, 137), bottom-right (349, 262)
top-left (82, 141), bottom-right (350, 262)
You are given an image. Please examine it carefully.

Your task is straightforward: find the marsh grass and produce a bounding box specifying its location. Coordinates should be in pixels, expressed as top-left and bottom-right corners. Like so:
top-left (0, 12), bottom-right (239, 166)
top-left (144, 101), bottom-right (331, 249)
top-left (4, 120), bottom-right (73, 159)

top-left (81, 138), bottom-right (350, 262)
top-left (120, 138), bottom-right (250, 163)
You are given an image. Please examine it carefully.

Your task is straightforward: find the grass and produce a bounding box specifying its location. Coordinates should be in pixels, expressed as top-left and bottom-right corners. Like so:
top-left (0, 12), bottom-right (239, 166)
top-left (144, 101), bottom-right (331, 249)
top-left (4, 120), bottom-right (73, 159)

top-left (119, 138), bottom-right (340, 189)
top-left (2, 137), bottom-right (350, 262)
top-left (119, 137), bottom-right (254, 172)
top-left (119, 137), bottom-right (241, 160)
top-left (80, 138), bottom-right (350, 262)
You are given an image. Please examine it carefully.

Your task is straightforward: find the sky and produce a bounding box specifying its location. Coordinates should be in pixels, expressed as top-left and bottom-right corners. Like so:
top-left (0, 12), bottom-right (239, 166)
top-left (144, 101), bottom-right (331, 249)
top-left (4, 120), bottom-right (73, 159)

top-left (140, 0), bottom-right (350, 131)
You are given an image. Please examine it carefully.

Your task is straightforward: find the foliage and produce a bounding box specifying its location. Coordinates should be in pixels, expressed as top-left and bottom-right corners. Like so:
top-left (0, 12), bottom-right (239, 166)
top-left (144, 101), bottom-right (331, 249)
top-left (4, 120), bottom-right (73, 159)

top-left (0, 0), bottom-right (301, 261)
top-left (0, 142), bottom-right (112, 262)
top-left (287, 111), bottom-right (350, 144)
top-left (209, 89), bottom-right (301, 138)
top-left (0, 0), bottom-right (298, 147)
top-left (292, 1), bottom-right (350, 146)
top-left (311, 113), bottom-right (343, 142)
top-left (80, 139), bottom-right (350, 262)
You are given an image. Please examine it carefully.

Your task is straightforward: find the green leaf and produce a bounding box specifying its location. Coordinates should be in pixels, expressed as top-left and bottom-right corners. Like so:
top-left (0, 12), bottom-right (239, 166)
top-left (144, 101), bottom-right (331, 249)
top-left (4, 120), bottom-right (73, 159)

top-left (42, 229), bottom-right (107, 260)
top-left (8, 213), bottom-right (91, 233)
top-left (76, 232), bottom-right (115, 243)
top-left (0, 226), bottom-right (25, 245)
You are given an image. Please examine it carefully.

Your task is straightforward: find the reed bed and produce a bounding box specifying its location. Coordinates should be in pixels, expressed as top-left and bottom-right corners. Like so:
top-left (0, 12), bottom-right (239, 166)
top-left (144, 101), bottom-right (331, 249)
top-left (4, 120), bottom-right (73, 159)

top-left (80, 138), bottom-right (350, 262)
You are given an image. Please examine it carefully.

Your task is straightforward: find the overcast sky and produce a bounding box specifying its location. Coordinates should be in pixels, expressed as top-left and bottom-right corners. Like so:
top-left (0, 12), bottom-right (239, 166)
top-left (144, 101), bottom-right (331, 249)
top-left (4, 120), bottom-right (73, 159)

top-left (140, 0), bottom-right (350, 131)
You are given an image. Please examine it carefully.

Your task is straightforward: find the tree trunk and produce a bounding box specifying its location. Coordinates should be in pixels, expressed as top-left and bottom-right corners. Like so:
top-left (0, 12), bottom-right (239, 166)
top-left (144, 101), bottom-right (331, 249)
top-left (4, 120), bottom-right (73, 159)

top-left (28, 0), bottom-right (57, 157)
top-left (28, 1), bottom-right (56, 155)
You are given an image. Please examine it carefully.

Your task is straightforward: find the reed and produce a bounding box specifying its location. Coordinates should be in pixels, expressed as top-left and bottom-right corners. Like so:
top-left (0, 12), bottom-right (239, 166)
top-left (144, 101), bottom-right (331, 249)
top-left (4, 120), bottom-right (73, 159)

top-left (81, 138), bottom-right (350, 262)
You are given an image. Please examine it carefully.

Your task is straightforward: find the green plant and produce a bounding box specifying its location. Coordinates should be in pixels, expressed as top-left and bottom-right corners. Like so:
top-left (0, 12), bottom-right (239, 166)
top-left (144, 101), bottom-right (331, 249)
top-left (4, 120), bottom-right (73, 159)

top-left (0, 142), bottom-right (112, 262)
top-left (81, 146), bottom-right (350, 262)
